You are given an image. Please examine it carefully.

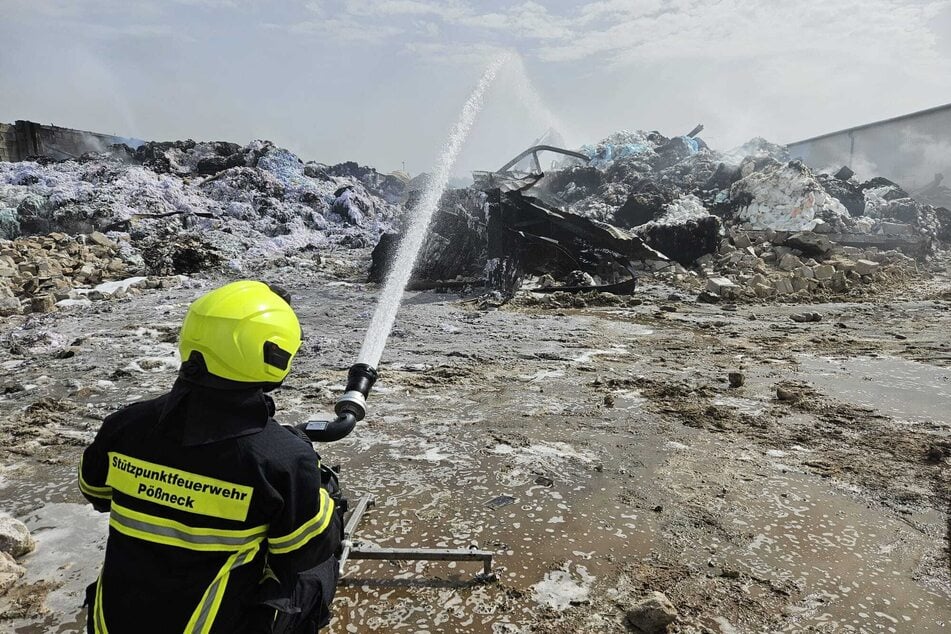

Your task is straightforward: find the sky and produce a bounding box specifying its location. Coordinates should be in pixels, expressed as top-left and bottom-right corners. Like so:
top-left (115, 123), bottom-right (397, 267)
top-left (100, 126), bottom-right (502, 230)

top-left (1, 0), bottom-right (950, 176)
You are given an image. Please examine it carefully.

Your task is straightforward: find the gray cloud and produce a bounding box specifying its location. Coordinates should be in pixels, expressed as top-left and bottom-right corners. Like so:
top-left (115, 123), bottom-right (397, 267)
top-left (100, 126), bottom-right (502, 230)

top-left (1, 0), bottom-right (949, 177)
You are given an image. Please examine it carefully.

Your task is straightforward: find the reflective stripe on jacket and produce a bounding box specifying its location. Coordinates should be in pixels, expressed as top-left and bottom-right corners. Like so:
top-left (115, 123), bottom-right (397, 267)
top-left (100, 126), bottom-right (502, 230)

top-left (79, 381), bottom-right (340, 634)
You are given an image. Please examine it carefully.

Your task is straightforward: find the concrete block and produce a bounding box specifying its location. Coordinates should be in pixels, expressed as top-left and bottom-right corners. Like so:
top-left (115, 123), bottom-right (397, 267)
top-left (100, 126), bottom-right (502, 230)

top-left (87, 231), bottom-right (115, 248)
top-left (778, 253), bottom-right (803, 271)
top-left (0, 297), bottom-right (19, 316)
top-left (773, 278), bottom-right (794, 295)
top-left (813, 264), bottom-right (835, 280)
top-left (854, 259), bottom-right (880, 275)
top-left (706, 277), bottom-right (737, 295)
top-left (76, 263), bottom-right (99, 282)
top-left (732, 232), bottom-right (752, 249)
top-left (0, 516), bottom-right (35, 557)
top-left (739, 255), bottom-right (759, 269)
top-left (832, 271), bottom-right (848, 291)
top-left (30, 294), bottom-right (55, 313)
top-left (791, 276), bottom-right (811, 292)
top-left (0, 551), bottom-right (25, 594)
top-left (881, 222), bottom-right (914, 236)
top-left (832, 259), bottom-right (856, 272)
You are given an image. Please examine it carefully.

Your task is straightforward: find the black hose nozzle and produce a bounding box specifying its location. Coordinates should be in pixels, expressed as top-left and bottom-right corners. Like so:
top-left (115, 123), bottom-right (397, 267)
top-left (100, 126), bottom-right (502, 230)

top-left (299, 363), bottom-right (378, 443)
top-left (335, 363), bottom-right (378, 422)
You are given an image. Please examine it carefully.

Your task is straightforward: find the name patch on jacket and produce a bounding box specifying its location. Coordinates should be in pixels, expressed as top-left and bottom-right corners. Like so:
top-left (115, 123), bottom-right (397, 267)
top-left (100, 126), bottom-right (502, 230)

top-left (106, 452), bottom-right (253, 521)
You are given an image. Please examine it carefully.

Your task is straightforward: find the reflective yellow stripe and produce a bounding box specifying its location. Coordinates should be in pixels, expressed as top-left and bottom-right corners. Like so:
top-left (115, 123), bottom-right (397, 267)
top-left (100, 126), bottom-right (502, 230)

top-left (268, 489), bottom-right (335, 555)
top-left (185, 544), bottom-right (260, 634)
top-left (109, 502), bottom-right (267, 552)
top-left (106, 452), bottom-right (253, 521)
top-left (94, 573), bottom-right (108, 634)
top-left (79, 457), bottom-right (112, 500)
top-left (105, 502), bottom-right (263, 633)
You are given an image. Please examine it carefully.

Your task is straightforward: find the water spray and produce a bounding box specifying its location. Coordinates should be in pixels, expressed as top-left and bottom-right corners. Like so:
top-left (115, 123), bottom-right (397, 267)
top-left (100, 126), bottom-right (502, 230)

top-left (301, 53), bottom-right (510, 443)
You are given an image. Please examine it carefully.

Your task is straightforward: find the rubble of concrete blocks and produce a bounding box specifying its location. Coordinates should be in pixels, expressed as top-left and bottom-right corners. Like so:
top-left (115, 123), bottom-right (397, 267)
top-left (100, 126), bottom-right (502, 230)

top-left (695, 229), bottom-right (914, 301)
top-left (0, 231), bottom-right (146, 316)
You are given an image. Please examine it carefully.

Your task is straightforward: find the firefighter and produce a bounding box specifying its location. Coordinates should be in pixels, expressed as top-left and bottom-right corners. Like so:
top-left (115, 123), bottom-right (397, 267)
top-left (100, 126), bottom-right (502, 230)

top-left (78, 280), bottom-right (342, 633)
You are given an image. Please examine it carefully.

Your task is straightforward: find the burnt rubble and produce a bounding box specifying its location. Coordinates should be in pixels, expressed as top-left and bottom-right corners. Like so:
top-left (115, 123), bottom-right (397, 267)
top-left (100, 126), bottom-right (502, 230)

top-left (370, 187), bottom-right (487, 286)
top-left (1, 126), bottom-right (949, 316)
top-left (0, 139), bottom-right (404, 315)
top-left (374, 128), bottom-right (948, 301)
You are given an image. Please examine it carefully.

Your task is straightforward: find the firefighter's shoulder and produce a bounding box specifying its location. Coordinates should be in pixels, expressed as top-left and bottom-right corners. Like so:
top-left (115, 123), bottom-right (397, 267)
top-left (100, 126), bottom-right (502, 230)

top-left (96, 392), bottom-right (171, 440)
top-left (243, 419), bottom-right (319, 471)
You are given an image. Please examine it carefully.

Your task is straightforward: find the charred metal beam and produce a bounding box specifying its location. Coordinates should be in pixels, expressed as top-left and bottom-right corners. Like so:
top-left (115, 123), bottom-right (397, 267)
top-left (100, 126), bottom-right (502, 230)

top-left (496, 145), bottom-right (590, 173)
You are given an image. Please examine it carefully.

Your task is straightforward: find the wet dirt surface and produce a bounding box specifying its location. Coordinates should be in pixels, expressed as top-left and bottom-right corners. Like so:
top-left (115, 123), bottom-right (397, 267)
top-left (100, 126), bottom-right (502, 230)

top-left (0, 253), bottom-right (948, 633)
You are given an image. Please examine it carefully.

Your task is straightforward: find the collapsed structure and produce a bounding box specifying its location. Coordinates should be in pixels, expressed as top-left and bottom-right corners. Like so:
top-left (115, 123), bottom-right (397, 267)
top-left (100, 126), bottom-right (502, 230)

top-left (373, 129), bottom-right (950, 300)
top-left (0, 139), bottom-right (402, 315)
top-left (1, 123), bottom-right (949, 317)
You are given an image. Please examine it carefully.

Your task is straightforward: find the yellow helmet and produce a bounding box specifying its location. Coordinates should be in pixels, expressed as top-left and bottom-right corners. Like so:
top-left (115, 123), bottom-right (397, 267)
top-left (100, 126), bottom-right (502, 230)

top-left (179, 280), bottom-right (302, 384)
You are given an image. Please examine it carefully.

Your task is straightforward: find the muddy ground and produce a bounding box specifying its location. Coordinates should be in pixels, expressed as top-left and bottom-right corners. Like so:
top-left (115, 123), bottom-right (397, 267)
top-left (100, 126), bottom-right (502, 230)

top-left (0, 250), bottom-right (948, 633)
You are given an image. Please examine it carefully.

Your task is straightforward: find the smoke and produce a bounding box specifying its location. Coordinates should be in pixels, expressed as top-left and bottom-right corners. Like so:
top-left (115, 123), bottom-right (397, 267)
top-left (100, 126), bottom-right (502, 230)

top-left (826, 153), bottom-right (880, 183)
top-left (77, 133), bottom-right (112, 155)
top-left (839, 125), bottom-right (951, 189)
top-left (790, 107), bottom-right (951, 192)
top-left (899, 127), bottom-right (951, 189)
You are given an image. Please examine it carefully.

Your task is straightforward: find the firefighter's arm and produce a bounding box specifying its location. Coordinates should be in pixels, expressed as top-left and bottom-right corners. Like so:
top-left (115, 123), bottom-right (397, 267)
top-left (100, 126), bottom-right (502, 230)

top-left (264, 448), bottom-right (342, 633)
top-left (78, 415), bottom-right (118, 512)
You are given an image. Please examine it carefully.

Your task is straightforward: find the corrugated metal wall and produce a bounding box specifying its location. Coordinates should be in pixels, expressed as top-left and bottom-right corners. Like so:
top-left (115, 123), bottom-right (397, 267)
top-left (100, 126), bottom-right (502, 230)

top-left (788, 104), bottom-right (951, 192)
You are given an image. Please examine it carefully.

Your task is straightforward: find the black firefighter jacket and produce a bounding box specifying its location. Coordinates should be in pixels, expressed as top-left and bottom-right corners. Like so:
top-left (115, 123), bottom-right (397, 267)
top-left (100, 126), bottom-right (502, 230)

top-left (78, 379), bottom-right (342, 634)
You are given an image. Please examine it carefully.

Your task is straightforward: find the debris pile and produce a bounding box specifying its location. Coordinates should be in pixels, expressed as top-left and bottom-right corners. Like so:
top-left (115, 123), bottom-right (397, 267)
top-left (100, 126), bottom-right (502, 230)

top-left (694, 228), bottom-right (919, 302)
top-left (370, 187), bottom-right (487, 285)
top-left (0, 139), bottom-right (403, 313)
top-left (0, 231), bottom-right (144, 316)
top-left (374, 127), bottom-right (948, 299)
top-left (2, 126), bottom-right (948, 308)
top-left (539, 131), bottom-right (948, 245)
top-left (0, 139), bottom-right (400, 250)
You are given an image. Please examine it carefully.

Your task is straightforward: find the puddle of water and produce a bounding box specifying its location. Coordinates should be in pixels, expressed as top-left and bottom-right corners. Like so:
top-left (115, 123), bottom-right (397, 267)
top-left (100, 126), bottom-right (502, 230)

top-left (797, 355), bottom-right (951, 423)
top-left (701, 460), bottom-right (950, 632)
top-left (323, 373), bottom-right (667, 631)
top-left (17, 503), bottom-right (108, 615)
top-left (517, 369), bottom-right (564, 382)
top-left (0, 462), bottom-right (108, 633)
top-left (4, 292), bottom-right (948, 632)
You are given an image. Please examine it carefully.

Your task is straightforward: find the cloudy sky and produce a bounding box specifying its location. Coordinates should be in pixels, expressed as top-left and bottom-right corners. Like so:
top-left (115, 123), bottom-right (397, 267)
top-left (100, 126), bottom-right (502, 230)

top-left (2, 1), bottom-right (950, 175)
